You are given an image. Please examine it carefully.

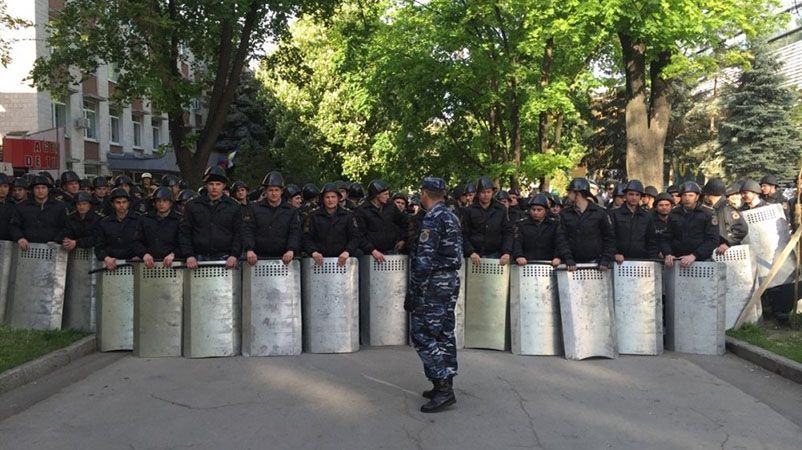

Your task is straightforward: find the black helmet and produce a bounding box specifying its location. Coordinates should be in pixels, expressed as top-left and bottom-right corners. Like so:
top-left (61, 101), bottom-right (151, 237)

top-left (152, 186), bottom-right (174, 201)
top-left (75, 192), bottom-right (93, 204)
top-left (614, 183), bottom-right (627, 197)
top-left (508, 187), bottom-right (521, 197)
top-left (109, 187), bottom-right (130, 200)
top-left (60, 170), bottom-right (80, 184)
top-left (302, 183), bottom-right (319, 201)
top-left (333, 180), bottom-right (348, 192)
top-left (740, 179), bottom-right (761, 194)
top-left (410, 192), bottom-right (421, 205)
top-left (666, 184), bottom-right (680, 194)
top-left (202, 166), bottom-right (228, 184)
top-left (760, 174), bottom-right (779, 186)
top-left (285, 183), bottom-right (302, 199)
top-left (0, 173), bottom-right (11, 185)
top-left (131, 184), bottom-right (144, 196)
top-left (452, 184), bottom-right (465, 198)
top-left (321, 182), bottom-right (339, 197)
top-left (38, 171), bottom-right (55, 184)
top-left (644, 186), bottom-right (659, 197)
top-left (495, 190), bottom-right (510, 201)
top-left (725, 181), bottom-right (742, 197)
top-left (703, 178), bottom-right (726, 196)
top-left (79, 178), bottom-right (92, 190)
top-left (161, 174), bottom-right (179, 187)
top-left (230, 180), bottom-right (249, 192)
top-left (13, 177), bottom-right (29, 189)
top-left (392, 192), bottom-right (408, 202)
top-left (624, 180), bottom-right (645, 195)
top-left (567, 177), bottom-right (591, 194)
top-left (476, 176), bottom-right (494, 192)
top-left (177, 189), bottom-right (197, 203)
top-left (30, 175), bottom-right (52, 188)
top-left (463, 181), bottom-right (476, 194)
top-left (654, 192), bottom-right (674, 205)
top-left (197, 186), bottom-right (207, 196)
top-left (261, 171), bottom-right (284, 188)
top-left (113, 175), bottom-right (133, 188)
top-left (349, 183), bottom-right (365, 199)
top-left (367, 179), bottom-right (389, 198)
top-left (528, 194), bottom-right (550, 208)
top-left (178, 179), bottom-right (189, 189)
top-left (93, 177), bottom-right (110, 188)
top-left (552, 195), bottom-right (564, 207)
top-left (679, 181), bottom-right (702, 195)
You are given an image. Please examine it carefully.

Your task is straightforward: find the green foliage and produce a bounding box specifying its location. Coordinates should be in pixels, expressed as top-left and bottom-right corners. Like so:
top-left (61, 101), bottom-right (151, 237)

top-left (0, 0), bottom-right (31, 67)
top-left (0, 326), bottom-right (89, 373)
top-left (727, 323), bottom-right (802, 363)
top-left (719, 42), bottom-right (802, 181)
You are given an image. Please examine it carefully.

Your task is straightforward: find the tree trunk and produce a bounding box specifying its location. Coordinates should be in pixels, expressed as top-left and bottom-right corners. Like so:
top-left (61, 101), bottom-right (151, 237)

top-left (619, 33), bottom-right (671, 188)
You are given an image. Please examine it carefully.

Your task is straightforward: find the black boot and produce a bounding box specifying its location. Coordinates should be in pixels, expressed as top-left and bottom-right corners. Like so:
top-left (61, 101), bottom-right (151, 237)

top-left (422, 375), bottom-right (453, 399)
top-left (420, 379), bottom-right (456, 413)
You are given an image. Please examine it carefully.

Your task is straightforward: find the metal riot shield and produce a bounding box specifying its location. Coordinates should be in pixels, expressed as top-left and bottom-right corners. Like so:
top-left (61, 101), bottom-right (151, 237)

top-left (556, 267), bottom-right (617, 360)
top-left (741, 204), bottom-right (795, 288)
top-left (7, 243), bottom-right (69, 330)
top-left (664, 262), bottom-right (726, 355)
top-left (242, 259), bottom-right (302, 356)
top-left (613, 261), bottom-right (663, 356)
top-left (360, 255), bottom-right (408, 346)
top-left (97, 262), bottom-right (134, 351)
top-left (464, 258), bottom-right (510, 351)
top-left (302, 257), bottom-right (359, 354)
top-left (183, 262), bottom-right (242, 358)
top-left (455, 264), bottom-right (466, 349)
top-left (133, 263), bottom-right (183, 357)
top-left (509, 263), bottom-right (562, 356)
top-left (63, 248), bottom-right (98, 332)
top-left (0, 240), bottom-right (13, 323)
top-left (712, 245), bottom-right (760, 329)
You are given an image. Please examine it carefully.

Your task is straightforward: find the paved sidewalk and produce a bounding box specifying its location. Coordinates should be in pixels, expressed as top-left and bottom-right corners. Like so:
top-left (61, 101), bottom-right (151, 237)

top-left (1, 347), bottom-right (801, 449)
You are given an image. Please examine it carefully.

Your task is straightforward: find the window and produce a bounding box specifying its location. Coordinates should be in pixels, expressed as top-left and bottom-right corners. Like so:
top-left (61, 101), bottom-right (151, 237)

top-left (51, 102), bottom-right (67, 129)
top-left (83, 101), bottom-right (97, 140)
top-left (108, 63), bottom-right (119, 83)
top-left (109, 109), bottom-right (121, 144)
top-left (152, 126), bottom-right (160, 148)
top-left (132, 119), bottom-right (142, 148)
top-left (84, 165), bottom-right (98, 176)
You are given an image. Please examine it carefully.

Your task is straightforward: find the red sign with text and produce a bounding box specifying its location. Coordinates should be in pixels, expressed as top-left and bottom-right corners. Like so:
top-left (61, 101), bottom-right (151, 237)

top-left (2, 138), bottom-right (59, 170)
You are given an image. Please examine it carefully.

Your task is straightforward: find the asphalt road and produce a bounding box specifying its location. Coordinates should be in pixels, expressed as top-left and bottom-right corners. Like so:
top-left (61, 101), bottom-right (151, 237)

top-left (1, 347), bottom-right (801, 449)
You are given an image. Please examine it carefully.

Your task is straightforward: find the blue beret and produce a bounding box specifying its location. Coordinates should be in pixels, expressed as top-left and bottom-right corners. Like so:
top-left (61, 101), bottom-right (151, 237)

top-left (420, 176), bottom-right (446, 192)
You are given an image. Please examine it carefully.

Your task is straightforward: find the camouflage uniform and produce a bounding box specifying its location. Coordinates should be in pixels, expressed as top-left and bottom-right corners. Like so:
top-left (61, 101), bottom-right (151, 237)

top-left (408, 197), bottom-right (463, 382)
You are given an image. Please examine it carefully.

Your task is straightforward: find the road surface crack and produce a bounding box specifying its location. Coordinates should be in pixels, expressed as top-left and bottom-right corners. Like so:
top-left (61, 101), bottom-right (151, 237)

top-left (149, 394), bottom-right (263, 410)
top-left (498, 375), bottom-right (544, 449)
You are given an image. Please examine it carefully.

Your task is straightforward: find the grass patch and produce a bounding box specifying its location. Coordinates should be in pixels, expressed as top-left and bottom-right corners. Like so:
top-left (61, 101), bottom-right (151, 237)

top-left (727, 323), bottom-right (802, 364)
top-left (0, 326), bottom-right (90, 374)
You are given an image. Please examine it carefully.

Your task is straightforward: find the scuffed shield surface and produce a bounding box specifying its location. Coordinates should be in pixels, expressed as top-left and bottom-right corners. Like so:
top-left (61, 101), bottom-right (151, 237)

top-left (510, 263), bottom-right (562, 356)
top-left (664, 262), bottom-right (726, 355)
top-left (7, 243), bottom-right (69, 330)
top-left (302, 258), bottom-right (359, 353)
top-left (0, 240), bottom-right (14, 323)
top-left (712, 245), bottom-right (759, 329)
top-left (613, 261), bottom-right (663, 355)
top-left (557, 268), bottom-right (616, 360)
top-left (464, 258), bottom-right (510, 351)
top-left (455, 264), bottom-right (466, 349)
top-left (741, 204), bottom-right (795, 288)
top-left (183, 262), bottom-right (242, 358)
top-left (242, 259), bottom-right (302, 356)
top-left (97, 262), bottom-right (134, 351)
top-left (360, 255), bottom-right (408, 346)
top-left (133, 263), bottom-right (183, 357)
top-left (63, 247), bottom-right (98, 332)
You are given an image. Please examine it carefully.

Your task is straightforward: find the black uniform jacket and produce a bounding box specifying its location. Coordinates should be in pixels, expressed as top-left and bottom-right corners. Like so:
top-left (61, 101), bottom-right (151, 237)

top-left (659, 203), bottom-right (719, 260)
top-left (512, 215), bottom-right (568, 261)
top-left (94, 211), bottom-right (141, 260)
top-left (244, 200), bottom-right (302, 257)
top-left (558, 202), bottom-right (615, 266)
top-left (303, 206), bottom-right (362, 257)
top-left (179, 195), bottom-right (245, 259)
top-left (65, 210), bottom-right (103, 248)
top-left (355, 200), bottom-right (408, 253)
top-left (709, 198), bottom-right (748, 246)
top-left (461, 201), bottom-right (513, 257)
top-left (10, 198), bottom-right (68, 243)
top-left (136, 210), bottom-right (181, 259)
top-left (609, 205), bottom-right (658, 259)
top-left (0, 198), bottom-right (14, 240)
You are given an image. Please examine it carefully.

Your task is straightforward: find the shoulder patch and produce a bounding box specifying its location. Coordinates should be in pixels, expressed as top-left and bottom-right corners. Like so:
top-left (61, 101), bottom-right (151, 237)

top-left (711, 216), bottom-right (719, 226)
top-left (731, 211), bottom-right (740, 220)
top-left (419, 229), bottom-right (430, 243)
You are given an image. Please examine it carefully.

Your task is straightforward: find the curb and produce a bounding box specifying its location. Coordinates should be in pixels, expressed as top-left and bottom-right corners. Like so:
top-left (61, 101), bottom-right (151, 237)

top-left (726, 336), bottom-right (802, 385)
top-left (0, 335), bottom-right (96, 396)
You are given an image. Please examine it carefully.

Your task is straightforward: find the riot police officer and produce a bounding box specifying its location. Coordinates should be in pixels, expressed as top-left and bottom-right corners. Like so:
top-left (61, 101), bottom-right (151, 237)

top-left (284, 184), bottom-right (303, 208)
top-left (667, 185), bottom-right (681, 206)
top-left (356, 179), bottom-right (408, 261)
top-left (512, 194), bottom-right (566, 265)
top-left (135, 187), bottom-right (181, 268)
top-left (652, 192), bottom-right (673, 258)
top-left (661, 182), bottom-right (719, 267)
top-left (642, 186), bottom-right (658, 210)
top-left (406, 176), bottom-right (462, 413)
top-left (94, 188), bottom-right (140, 270)
top-left (0, 173), bottom-right (13, 240)
top-left (609, 180), bottom-right (658, 262)
top-left (91, 177), bottom-right (110, 212)
top-left (299, 183), bottom-right (319, 220)
top-left (63, 192), bottom-right (102, 251)
top-left (607, 183), bottom-right (626, 209)
top-left (244, 171), bottom-right (301, 266)
top-left (760, 174), bottom-right (790, 220)
top-left (10, 175), bottom-right (68, 249)
top-left (558, 177), bottom-right (615, 270)
top-left (230, 180), bottom-right (249, 206)
top-left (161, 174), bottom-right (181, 199)
top-left (392, 192), bottom-right (408, 214)
top-left (349, 183), bottom-right (365, 206)
top-left (703, 178), bottom-right (748, 255)
top-left (495, 190), bottom-right (524, 222)
top-left (740, 180), bottom-right (768, 211)
top-left (175, 189), bottom-right (197, 215)
top-left (55, 170), bottom-right (81, 212)
top-left (12, 176), bottom-right (28, 203)
top-left (178, 166), bottom-right (245, 270)
top-left (303, 182), bottom-right (362, 266)
top-left (461, 176), bottom-right (513, 265)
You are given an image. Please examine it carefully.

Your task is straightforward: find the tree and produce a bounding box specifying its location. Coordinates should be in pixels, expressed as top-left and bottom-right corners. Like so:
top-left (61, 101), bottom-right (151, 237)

top-left (719, 42), bottom-right (802, 181)
top-left (29, 0), bottom-right (334, 186)
top-left (0, 0), bottom-right (31, 67)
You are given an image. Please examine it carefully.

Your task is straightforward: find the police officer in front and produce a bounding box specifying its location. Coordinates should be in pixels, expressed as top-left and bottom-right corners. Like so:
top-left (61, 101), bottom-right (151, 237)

top-left (356, 179), bottom-right (408, 262)
top-left (462, 176), bottom-right (513, 265)
top-left (559, 177), bottom-right (615, 270)
top-left (303, 183), bottom-right (362, 266)
top-left (63, 192), bottom-right (103, 251)
top-left (12, 176), bottom-right (29, 203)
top-left (179, 166), bottom-right (245, 270)
top-left (10, 175), bottom-right (68, 250)
top-left (244, 171), bottom-right (301, 266)
top-left (0, 173), bottom-right (13, 240)
top-left (512, 194), bottom-right (567, 266)
top-left (609, 180), bottom-right (658, 262)
top-left (135, 187), bottom-right (181, 268)
top-left (406, 177), bottom-right (462, 413)
top-left (94, 188), bottom-right (140, 270)
top-left (703, 178), bottom-right (748, 255)
top-left (661, 181), bottom-right (719, 268)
